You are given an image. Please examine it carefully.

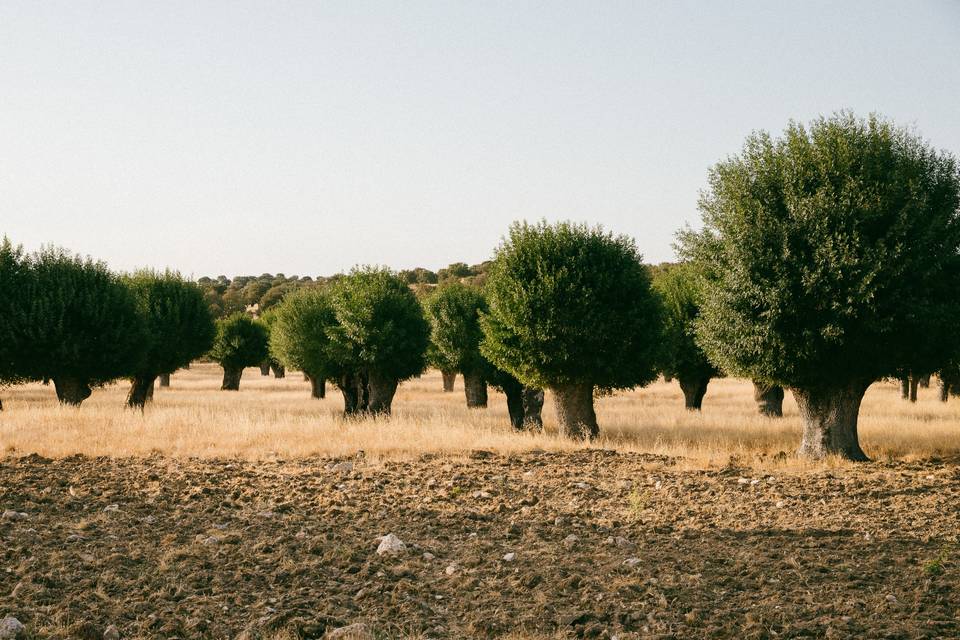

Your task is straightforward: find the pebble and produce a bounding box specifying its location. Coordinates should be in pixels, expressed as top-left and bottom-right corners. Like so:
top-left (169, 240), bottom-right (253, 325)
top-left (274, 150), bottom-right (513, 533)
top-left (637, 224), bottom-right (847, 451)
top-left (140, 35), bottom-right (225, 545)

top-left (103, 504), bottom-right (120, 513)
top-left (623, 558), bottom-right (642, 567)
top-left (562, 534), bottom-right (579, 549)
top-left (375, 533), bottom-right (406, 556)
top-left (422, 552), bottom-right (435, 561)
top-left (737, 478), bottom-right (750, 485)
top-left (445, 564), bottom-right (458, 575)
top-left (326, 622), bottom-right (373, 639)
top-left (502, 552), bottom-right (516, 562)
top-left (885, 594), bottom-right (898, 604)
top-left (0, 616), bottom-right (25, 640)
top-left (331, 461), bottom-right (354, 474)
top-left (471, 490), bottom-right (491, 499)
top-left (775, 501), bottom-right (785, 508)
top-left (2, 510), bottom-right (28, 521)
top-left (103, 624), bottom-right (120, 640)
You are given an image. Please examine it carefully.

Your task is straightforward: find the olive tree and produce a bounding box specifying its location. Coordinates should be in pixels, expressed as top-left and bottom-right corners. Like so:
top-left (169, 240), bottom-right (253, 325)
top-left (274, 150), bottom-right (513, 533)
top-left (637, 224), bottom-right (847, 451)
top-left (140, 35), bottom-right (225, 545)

top-left (209, 313), bottom-right (269, 390)
top-left (269, 287), bottom-right (340, 400)
top-left (423, 283), bottom-right (491, 408)
top-left (682, 112), bottom-right (960, 461)
top-left (0, 238), bottom-right (29, 410)
top-left (652, 263), bottom-right (719, 410)
top-left (327, 267), bottom-right (430, 415)
top-left (124, 271), bottom-right (216, 409)
top-left (481, 221), bottom-right (663, 439)
top-left (11, 247), bottom-right (146, 405)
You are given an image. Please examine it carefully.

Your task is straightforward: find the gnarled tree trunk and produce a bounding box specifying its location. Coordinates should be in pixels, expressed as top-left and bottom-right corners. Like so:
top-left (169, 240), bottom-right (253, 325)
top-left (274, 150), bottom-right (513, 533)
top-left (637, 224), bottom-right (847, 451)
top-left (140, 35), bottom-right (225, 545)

top-left (463, 372), bottom-right (488, 408)
top-left (793, 380), bottom-right (870, 461)
top-left (678, 375), bottom-right (710, 410)
top-left (753, 382), bottom-right (784, 417)
top-left (501, 378), bottom-right (524, 429)
top-left (553, 383), bottom-right (598, 440)
top-left (307, 374), bottom-right (325, 399)
top-left (940, 379), bottom-right (950, 402)
top-left (909, 376), bottom-right (919, 403)
top-left (522, 387), bottom-right (544, 430)
top-left (159, 373), bottom-right (170, 388)
top-left (259, 361), bottom-right (272, 376)
top-left (899, 377), bottom-right (909, 400)
top-left (127, 375), bottom-right (158, 410)
top-left (367, 370), bottom-right (398, 415)
top-left (54, 377), bottom-right (92, 406)
top-left (271, 363), bottom-right (285, 379)
top-left (221, 366), bottom-right (243, 391)
top-left (338, 372), bottom-right (369, 416)
top-left (919, 374), bottom-right (931, 389)
top-left (441, 370), bottom-right (456, 393)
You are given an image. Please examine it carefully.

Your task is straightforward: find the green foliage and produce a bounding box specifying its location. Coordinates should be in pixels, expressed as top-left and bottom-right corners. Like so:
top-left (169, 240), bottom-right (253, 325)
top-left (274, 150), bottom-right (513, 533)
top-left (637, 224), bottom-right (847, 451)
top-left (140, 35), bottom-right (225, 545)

top-left (0, 238), bottom-right (29, 385)
top-left (209, 313), bottom-right (269, 370)
top-left (681, 112), bottom-right (960, 389)
top-left (125, 271), bottom-right (215, 377)
top-left (327, 267), bottom-right (430, 381)
top-left (269, 287), bottom-right (342, 378)
top-left (481, 221), bottom-right (662, 390)
top-left (652, 263), bottom-right (719, 382)
top-left (423, 283), bottom-right (489, 374)
top-left (13, 246), bottom-right (146, 385)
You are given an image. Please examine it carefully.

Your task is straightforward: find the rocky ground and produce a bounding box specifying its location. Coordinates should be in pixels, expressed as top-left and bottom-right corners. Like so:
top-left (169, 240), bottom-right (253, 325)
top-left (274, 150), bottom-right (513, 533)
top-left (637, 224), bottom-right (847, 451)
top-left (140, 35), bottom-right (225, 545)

top-left (1, 450), bottom-right (959, 639)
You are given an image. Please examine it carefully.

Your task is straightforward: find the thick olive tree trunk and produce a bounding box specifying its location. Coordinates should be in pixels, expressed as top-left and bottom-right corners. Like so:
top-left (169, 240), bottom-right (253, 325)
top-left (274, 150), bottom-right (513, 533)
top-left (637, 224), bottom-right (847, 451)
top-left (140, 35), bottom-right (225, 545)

top-left (940, 380), bottom-right (950, 402)
top-left (367, 370), bottom-right (399, 415)
top-left (183, 362), bottom-right (190, 370)
top-left (338, 372), bottom-right (369, 416)
top-left (553, 383), bottom-right (598, 440)
top-left (271, 363), bottom-right (285, 379)
top-left (503, 380), bottom-right (524, 429)
top-left (127, 375), bottom-right (158, 410)
top-left (522, 387), bottom-right (544, 430)
top-left (54, 377), bottom-right (92, 406)
top-left (441, 370), bottom-right (456, 392)
top-left (159, 373), bottom-right (170, 388)
top-left (794, 381), bottom-right (870, 461)
top-left (259, 361), bottom-right (272, 376)
top-left (307, 374), bottom-right (326, 399)
top-left (909, 376), bottom-right (919, 403)
top-left (899, 377), bottom-right (909, 400)
top-left (221, 366), bottom-right (243, 391)
top-left (463, 372), bottom-right (488, 408)
top-left (919, 374), bottom-right (931, 389)
top-left (678, 375), bottom-right (710, 410)
top-left (753, 382), bottom-right (784, 417)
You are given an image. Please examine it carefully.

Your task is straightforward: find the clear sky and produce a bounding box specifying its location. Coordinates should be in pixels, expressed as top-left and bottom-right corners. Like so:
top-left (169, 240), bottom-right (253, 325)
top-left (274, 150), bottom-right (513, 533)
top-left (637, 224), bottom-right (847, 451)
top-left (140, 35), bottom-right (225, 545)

top-left (2, 1), bottom-right (958, 277)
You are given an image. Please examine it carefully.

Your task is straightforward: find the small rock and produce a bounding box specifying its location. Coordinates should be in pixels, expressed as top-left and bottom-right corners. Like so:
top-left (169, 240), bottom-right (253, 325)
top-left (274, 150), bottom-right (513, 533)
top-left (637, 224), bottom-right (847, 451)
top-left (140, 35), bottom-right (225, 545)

top-left (445, 563), bottom-right (458, 575)
top-left (0, 616), bottom-right (25, 640)
top-left (573, 482), bottom-right (590, 489)
top-left (141, 515), bottom-right (156, 525)
top-left (326, 622), bottom-right (373, 639)
top-left (750, 478), bottom-right (760, 485)
top-left (775, 501), bottom-right (785, 508)
top-left (554, 516), bottom-right (567, 527)
top-left (623, 558), bottom-right (641, 567)
top-left (103, 504), bottom-right (120, 513)
top-left (737, 478), bottom-right (750, 485)
top-left (103, 625), bottom-right (120, 640)
top-left (885, 594), bottom-right (898, 604)
top-left (562, 534), bottom-right (579, 549)
top-left (201, 536), bottom-right (221, 546)
top-left (471, 490), bottom-right (491, 499)
top-left (422, 552), bottom-right (435, 561)
top-left (375, 533), bottom-right (406, 556)
top-left (1, 510), bottom-right (28, 521)
top-left (503, 552), bottom-right (516, 562)
top-left (66, 534), bottom-right (85, 543)
top-left (331, 461), bottom-right (354, 473)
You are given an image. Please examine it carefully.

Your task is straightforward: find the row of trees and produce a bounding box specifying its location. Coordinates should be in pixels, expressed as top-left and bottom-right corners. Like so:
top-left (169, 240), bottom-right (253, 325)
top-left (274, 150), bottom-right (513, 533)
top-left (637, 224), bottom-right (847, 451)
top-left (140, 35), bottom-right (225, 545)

top-left (0, 244), bottom-right (215, 409)
top-left (2, 112), bottom-right (956, 462)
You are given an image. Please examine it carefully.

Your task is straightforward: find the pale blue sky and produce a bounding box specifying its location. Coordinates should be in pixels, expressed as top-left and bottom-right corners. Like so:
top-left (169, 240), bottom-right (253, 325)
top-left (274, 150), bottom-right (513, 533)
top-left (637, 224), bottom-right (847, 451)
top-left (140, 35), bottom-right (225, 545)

top-left (1, 1), bottom-right (958, 276)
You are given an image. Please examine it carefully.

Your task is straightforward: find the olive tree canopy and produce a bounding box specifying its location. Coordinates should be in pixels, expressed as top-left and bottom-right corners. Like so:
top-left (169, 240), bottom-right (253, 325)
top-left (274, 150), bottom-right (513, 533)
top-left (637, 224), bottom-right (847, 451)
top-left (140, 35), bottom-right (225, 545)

top-left (481, 221), bottom-right (662, 438)
top-left (681, 112), bottom-right (960, 460)
top-left (209, 313), bottom-right (269, 391)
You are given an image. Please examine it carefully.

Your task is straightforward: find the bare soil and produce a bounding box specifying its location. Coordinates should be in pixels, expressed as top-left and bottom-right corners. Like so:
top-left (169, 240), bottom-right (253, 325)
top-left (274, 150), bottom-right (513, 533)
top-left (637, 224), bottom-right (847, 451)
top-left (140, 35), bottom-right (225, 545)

top-left (2, 451), bottom-right (958, 639)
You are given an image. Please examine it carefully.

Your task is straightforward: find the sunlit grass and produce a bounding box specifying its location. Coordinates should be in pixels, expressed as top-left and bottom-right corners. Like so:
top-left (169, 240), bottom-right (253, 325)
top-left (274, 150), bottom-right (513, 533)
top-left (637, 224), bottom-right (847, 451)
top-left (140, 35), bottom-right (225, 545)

top-left (1, 363), bottom-right (958, 468)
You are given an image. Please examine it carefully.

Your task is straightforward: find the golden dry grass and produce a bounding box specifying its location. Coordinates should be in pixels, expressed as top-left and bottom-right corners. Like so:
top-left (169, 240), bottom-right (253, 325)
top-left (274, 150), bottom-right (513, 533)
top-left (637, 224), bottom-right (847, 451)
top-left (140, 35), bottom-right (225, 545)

top-left (1, 362), bottom-right (958, 468)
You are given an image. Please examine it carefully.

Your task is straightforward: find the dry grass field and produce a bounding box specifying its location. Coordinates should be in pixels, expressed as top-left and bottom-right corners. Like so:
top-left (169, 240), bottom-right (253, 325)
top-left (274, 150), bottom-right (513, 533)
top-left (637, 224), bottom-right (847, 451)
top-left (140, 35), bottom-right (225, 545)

top-left (1, 363), bottom-right (959, 467)
top-left (2, 366), bottom-right (960, 638)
